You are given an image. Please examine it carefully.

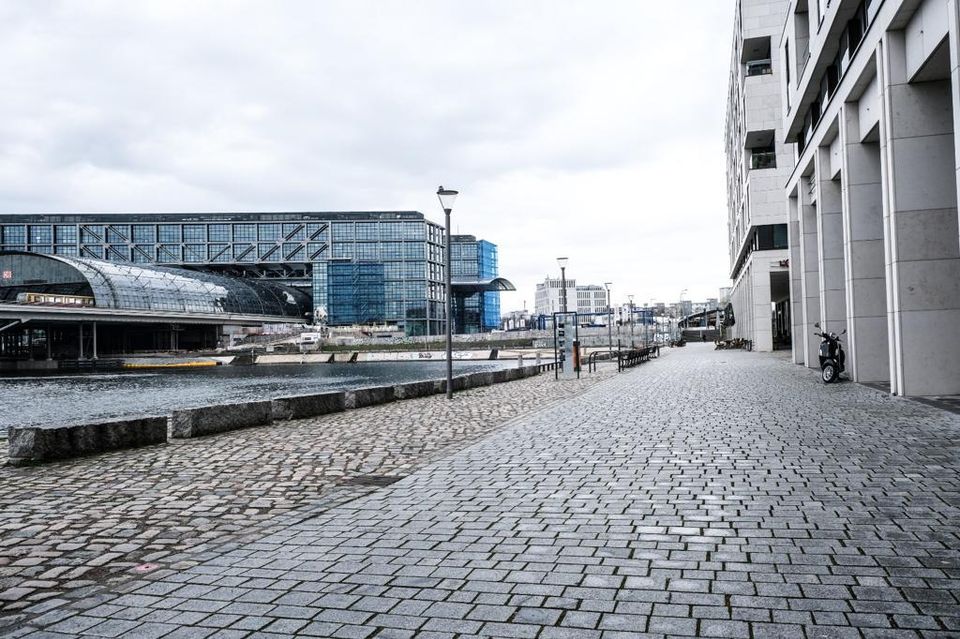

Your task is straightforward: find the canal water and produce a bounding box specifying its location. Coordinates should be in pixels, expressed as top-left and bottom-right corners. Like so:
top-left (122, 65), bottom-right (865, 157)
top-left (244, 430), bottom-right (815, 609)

top-left (0, 361), bottom-right (510, 434)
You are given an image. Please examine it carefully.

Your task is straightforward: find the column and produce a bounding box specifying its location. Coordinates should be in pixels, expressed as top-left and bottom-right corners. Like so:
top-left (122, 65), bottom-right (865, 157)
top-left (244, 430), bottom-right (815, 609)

top-left (816, 146), bottom-right (848, 337)
top-left (798, 184), bottom-right (821, 369)
top-left (788, 194), bottom-right (805, 364)
top-left (840, 103), bottom-right (889, 383)
top-left (880, 32), bottom-right (960, 396)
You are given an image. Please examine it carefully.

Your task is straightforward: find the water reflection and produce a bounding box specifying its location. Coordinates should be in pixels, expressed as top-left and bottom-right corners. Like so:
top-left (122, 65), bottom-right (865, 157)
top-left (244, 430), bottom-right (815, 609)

top-left (0, 361), bottom-right (508, 432)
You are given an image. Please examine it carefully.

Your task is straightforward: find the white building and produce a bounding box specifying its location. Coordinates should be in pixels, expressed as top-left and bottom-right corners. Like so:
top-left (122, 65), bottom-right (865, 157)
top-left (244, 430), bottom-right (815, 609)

top-left (725, 0), bottom-right (794, 352)
top-left (534, 278), bottom-right (609, 318)
top-left (778, 0), bottom-right (960, 396)
top-left (575, 285), bottom-right (609, 317)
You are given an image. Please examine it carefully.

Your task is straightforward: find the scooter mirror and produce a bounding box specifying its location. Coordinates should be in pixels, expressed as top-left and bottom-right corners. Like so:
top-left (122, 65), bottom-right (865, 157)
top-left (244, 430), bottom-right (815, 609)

top-left (814, 322), bottom-right (821, 328)
top-left (841, 329), bottom-right (847, 335)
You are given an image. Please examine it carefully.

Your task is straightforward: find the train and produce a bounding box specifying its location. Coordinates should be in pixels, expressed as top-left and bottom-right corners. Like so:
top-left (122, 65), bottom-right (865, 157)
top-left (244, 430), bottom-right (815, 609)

top-left (15, 292), bottom-right (96, 307)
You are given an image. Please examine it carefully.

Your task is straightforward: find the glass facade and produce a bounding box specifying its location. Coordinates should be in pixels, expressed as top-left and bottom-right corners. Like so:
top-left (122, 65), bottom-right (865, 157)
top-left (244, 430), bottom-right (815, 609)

top-left (0, 252), bottom-right (311, 318)
top-left (450, 236), bottom-right (502, 333)
top-left (0, 213), bottom-right (452, 335)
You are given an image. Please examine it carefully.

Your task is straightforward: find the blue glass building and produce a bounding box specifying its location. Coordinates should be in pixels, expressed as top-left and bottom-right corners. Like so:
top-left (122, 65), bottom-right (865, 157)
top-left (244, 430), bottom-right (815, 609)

top-left (451, 235), bottom-right (504, 334)
top-left (0, 212), bottom-right (511, 335)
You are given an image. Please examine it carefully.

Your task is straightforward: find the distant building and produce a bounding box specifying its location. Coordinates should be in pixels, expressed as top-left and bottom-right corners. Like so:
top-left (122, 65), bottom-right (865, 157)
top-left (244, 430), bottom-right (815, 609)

top-left (725, 0), bottom-right (793, 352)
top-left (534, 277), bottom-right (577, 316)
top-left (534, 277), bottom-right (608, 322)
top-left (450, 235), bottom-right (504, 334)
top-left (0, 212), bottom-right (514, 337)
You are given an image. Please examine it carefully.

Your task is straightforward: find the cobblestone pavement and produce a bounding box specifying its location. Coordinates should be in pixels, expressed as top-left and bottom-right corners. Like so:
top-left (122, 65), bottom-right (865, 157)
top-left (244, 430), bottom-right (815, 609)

top-left (0, 364), bottom-right (617, 627)
top-left (11, 345), bottom-right (960, 638)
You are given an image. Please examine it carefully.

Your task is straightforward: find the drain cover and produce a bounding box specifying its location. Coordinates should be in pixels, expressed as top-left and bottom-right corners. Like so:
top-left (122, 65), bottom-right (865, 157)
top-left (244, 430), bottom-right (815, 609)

top-left (340, 475), bottom-right (406, 487)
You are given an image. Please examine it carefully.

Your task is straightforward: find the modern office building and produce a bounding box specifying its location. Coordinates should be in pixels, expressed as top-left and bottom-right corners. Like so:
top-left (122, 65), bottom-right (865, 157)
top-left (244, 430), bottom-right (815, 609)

top-left (450, 235), bottom-right (506, 334)
top-left (534, 277), bottom-right (578, 316)
top-left (534, 278), bottom-right (609, 320)
top-left (725, 0), bottom-right (794, 352)
top-left (779, 0), bottom-right (960, 396)
top-left (0, 212), bottom-right (510, 337)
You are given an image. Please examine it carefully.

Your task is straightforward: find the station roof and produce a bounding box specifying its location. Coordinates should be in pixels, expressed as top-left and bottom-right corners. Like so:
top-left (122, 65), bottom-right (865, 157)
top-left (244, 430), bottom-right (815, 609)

top-left (451, 277), bottom-right (516, 293)
top-left (0, 251), bottom-right (311, 321)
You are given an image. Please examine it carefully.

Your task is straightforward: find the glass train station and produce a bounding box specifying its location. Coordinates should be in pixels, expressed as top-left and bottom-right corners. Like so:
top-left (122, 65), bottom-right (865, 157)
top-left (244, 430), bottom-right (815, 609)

top-left (0, 212), bottom-right (512, 337)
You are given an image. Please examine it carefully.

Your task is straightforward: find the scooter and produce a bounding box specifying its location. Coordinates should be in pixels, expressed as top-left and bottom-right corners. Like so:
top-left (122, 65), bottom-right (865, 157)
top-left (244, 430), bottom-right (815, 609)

top-left (814, 322), bottom-right (846, 383)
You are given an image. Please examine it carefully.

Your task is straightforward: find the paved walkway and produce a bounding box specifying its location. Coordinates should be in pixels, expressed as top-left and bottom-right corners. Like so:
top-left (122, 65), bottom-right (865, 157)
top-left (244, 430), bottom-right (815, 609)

top-left (11, 345), bottom-right (960, 638)
top-left (0, 365), bottom-right (616, 623)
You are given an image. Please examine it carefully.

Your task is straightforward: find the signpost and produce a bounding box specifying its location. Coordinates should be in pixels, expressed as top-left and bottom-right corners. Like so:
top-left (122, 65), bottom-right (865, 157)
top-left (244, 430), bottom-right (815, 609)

top-left (553, 311), bottom-right (580, 380)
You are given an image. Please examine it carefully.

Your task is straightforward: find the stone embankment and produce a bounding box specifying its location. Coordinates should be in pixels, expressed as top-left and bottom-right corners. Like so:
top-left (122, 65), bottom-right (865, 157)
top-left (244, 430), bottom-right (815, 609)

top-left (6, 365), bottom-right (551, 465)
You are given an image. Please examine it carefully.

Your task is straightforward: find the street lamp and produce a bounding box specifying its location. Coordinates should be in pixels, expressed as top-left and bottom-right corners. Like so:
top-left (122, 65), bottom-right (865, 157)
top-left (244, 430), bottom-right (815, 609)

top-left (437, 186), bottom-right (458, 400)
top-left (604, 282), bottom-right (613, 357)
top-left (557, 257), bottom-right (569, 314)
top-left (628, 294), bottom-right (635, 348)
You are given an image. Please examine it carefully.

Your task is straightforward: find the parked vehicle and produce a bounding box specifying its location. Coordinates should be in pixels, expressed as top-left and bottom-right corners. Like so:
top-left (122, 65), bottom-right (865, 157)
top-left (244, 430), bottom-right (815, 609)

top-left (814, 322), bottom-right (846, 383)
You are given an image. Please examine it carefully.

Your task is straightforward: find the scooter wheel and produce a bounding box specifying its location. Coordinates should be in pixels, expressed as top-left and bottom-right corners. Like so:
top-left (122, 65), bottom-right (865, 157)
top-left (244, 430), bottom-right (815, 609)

top-left (822, 363), bottom-right (837, 383)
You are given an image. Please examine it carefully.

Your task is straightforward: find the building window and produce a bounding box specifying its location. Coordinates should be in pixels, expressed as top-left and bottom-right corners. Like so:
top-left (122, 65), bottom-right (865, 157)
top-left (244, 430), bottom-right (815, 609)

top-left (132, 225), bottom-right (155, 243)
top-left (208, 224), bottom-right (229, 242)
top-left (183, 225), bottom-right (206, 242)
top-left (158, 225), bottom-right (180, 243)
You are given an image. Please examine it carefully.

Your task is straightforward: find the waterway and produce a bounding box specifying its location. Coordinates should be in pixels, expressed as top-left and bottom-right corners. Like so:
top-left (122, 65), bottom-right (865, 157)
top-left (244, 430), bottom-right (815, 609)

top-left (0, 361), bottom-right (510, 434)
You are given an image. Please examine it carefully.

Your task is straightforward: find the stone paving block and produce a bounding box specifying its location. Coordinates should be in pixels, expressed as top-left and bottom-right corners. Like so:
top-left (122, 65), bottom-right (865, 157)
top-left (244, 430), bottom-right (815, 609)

top-left (270, 391), bottom-right (346, 421)
top-left (7, 417), bottom-right (167, 465)
top-left (344, 385), bottom-right (395, 410)
top-left (170, 401), bottom-right (272, 438)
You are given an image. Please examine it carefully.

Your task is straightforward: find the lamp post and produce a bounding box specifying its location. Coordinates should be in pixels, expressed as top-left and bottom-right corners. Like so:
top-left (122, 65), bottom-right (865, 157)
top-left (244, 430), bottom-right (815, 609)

top-left (604, 282), bottom-right (613, 357)
top-left (628, 294), bottom-right (635, 348)
top-left (437, 186), bottom-right (458, 400)
top-left (678, 288), bottom-right (688, 341)
top-left (557, 257), bottom-right (569, 314)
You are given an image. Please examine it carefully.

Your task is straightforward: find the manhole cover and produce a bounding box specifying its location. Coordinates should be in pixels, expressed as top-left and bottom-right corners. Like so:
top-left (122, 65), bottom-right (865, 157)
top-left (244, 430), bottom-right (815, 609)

top-left (340, 475), bottom-right (406, 487)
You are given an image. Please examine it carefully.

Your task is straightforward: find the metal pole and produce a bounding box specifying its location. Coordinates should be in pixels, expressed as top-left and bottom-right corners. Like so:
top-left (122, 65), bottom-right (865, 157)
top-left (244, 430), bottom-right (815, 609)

top-left (560, 266), bottom-right (567, 314)
top-left (92, 321), bottom-right (98, 360)
top-left (78, 323), bottom-right (83, 360)
top-left (605, 283), bottom-right (612, 357)
top-left (445, 208), bottom-right (453, 400)
top-left (46, 325), bottom-right (52, 361)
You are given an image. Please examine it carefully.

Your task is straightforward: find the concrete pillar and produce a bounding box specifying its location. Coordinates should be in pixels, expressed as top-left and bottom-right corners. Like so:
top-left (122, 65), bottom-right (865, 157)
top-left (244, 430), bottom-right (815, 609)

top-left (78, 323), bottom-right (84, 360)
top-left (798, 183), bottom-right (821, 369)
top-left (788, 194), bottom-right (805, 364)
top-left (949, 0), bottom-right (960, 242)
top-left (879, 32), bottom-right (960, 396)
top-left (46, 325), bottom-right (52, 361)
top-left (816, 146), bottom-right (848, 337)
top-left (840, 104), bottom-right (889, 383)
top-left (92, 321), bottom-right (98, 360)
top-left (751, 264), bottom-right (774, 352)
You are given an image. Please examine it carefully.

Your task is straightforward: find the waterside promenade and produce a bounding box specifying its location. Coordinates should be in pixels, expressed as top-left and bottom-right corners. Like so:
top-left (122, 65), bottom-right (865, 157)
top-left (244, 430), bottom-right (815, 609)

top-left (7, 345), bottom-right (960, 638)
top-left (0, 365), bottom-right (616, 628)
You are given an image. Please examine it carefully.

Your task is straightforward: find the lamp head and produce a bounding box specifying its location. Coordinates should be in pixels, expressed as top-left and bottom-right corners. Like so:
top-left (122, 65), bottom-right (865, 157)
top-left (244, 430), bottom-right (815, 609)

top-left (436, 186), bottom-right (458, 213)
top-left (556, 257), bottom-right (569, 270)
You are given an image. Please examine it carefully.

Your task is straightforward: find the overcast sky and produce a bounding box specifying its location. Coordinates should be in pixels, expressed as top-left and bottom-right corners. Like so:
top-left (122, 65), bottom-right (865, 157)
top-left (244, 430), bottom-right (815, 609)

top-left (0, 0), bottom-right (735, 310)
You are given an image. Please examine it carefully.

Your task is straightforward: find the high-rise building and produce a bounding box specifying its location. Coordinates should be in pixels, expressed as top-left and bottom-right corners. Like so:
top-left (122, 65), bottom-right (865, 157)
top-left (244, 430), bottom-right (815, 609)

top-left (0, 212), bottom-right (512, 336)
top-left (725, 0), bottom-right (794, 352)
top-left (778, 0), bottom-right (960, 396)
top-left (450, 235), bottom-right (505, 333)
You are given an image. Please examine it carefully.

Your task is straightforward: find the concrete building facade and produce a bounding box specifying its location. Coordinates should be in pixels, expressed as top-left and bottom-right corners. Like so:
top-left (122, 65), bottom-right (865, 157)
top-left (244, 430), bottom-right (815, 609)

top-left (534, 278), bottom-right (608, 320)
top-left (726, 0), bottom-right (795, 352)
top-left (779, 0), bottom-right (960, 396)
